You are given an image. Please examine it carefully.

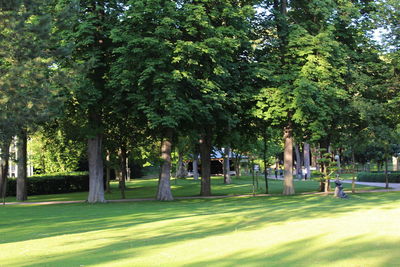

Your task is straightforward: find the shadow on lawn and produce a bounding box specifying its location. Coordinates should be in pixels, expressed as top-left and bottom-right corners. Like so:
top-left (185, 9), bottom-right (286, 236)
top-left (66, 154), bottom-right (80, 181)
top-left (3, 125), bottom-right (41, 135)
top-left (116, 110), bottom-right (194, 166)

top-left (184, 235), bottom-right (400, 267)
top-left (1, 193), bottom-right (399, 267)
top-left (1, 193), bottom-right (399, 243)
top-left (7, 236), bottom-right (400, 267)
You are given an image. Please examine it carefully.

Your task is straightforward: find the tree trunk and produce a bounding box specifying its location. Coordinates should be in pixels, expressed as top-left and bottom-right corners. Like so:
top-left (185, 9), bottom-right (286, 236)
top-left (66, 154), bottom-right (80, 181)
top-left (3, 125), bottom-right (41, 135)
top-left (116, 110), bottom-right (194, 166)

top-left (200, 132), bottom-right (212, 196)
top-left (251, 156), bottom-right (255, 195)
top-left (274, 0), bottom-right (289, 54)
top-left (126, 157), bottom-right (130, 182)
top-left (392, 156), bottom-right (398, 171)
top-left (105, 150), bottom-right (111, 193)
top-left (193, 153), bottom-right (199, 180)
top-left (276, 0), bottom-right (292, 193)
top-left (324, 172), bottom-right (330, 193)
top-left (282, 126), bottom-right (295, 195)
top-left (385, 152), bottom-right (389, 189)
top-left (87, 134), bottom-right (106, 203)
top-left (281, 0), bottom-right (287, 15)
top-left (294, 143), bottom-right (302, 180)
top-left (311, 146), bottom-right (318, 169)
top-left (16, 131), bottom-right (28, 201)
top-left (176, 151), bottom-right (187, 178)
top-left (0, 140), bottom-right (11, 201)
top-left (234, 153), bottom-right (242, 177)
top-left (223, 147), bottom-right (231, 184)
top-left (115, 168), bottom-right (122, 187)
top-left (263, 130), bottom-right (269, 194)
top-left (156, 129), bottom-right (174, 201)
top-left (119, 146), bottom-right (127, 199)
top-left (352, 150), bottom-right (356, 193)
top-left (304, 143), bottom-right (311, 179)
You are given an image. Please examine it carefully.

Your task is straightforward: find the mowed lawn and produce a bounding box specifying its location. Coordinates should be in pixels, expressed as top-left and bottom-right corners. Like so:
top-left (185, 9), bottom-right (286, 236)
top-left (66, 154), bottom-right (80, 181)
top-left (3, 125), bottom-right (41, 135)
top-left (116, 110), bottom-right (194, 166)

top-left (1, 192), bottom-right (400, 267)
top-left (3, 175), bottom-right (380, 203)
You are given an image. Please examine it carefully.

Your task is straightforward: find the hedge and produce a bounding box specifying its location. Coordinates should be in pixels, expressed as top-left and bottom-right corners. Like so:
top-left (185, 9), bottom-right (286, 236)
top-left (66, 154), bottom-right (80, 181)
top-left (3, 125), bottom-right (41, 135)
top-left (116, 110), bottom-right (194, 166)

top-left (368, 171), bottom-right (400, 174)
top-left (357, 172), bottom-right (400, 183)
top-left (5, 173), bottom-right (89, 196)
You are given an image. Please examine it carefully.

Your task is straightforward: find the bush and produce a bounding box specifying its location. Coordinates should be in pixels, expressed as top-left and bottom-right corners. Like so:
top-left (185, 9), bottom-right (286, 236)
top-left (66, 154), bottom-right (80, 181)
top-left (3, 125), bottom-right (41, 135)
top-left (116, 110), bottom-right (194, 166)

top-left (5, 172), bottom-right (89, 196)
top-left (368, 171), bottom-right (400, 174)
top-left (357, 172), bottom-right (400, 183)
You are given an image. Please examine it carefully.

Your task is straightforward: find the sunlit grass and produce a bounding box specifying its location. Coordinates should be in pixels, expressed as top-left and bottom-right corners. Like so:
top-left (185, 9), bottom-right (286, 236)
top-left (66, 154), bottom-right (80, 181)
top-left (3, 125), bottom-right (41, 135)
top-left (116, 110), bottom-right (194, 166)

top-left (1, 192), bottom-right (399, 266)
top-left (3, 175), bottom-right (381, 203)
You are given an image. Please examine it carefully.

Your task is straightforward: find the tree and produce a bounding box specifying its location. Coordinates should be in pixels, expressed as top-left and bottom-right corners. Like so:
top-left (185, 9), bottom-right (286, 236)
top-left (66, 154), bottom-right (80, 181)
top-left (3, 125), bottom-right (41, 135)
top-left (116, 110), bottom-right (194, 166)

top-left (111, 0), bottom-right (188, 201)
top-left (173, 0), bottom-right (255, 196)
top-left (255, 0), bottom-right (360, 195)
top-left (55, 0), bottom-right (128, 203)
top-left (0, 0), bottom-right (63, 201)
top-left (0, 137), bottom-right (11, 201)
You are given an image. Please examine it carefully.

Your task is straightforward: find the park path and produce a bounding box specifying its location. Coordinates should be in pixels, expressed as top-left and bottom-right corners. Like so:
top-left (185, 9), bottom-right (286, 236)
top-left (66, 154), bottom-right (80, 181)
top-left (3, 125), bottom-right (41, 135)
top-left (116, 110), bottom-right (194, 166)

top-left (268, 174), bottom-right (400, 191)
top-left (2, 180), bottom-right (399, 206)
top-left (341, 180), bottom-right (400, 191)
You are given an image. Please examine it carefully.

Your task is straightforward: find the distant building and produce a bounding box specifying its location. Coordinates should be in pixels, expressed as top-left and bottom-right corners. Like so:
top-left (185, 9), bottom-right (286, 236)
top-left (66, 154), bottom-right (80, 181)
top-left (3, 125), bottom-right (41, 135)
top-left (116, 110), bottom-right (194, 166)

top-left (0, 137), bottom-right (34, 178)
top-left (187, 148), bottom-right (247, 176)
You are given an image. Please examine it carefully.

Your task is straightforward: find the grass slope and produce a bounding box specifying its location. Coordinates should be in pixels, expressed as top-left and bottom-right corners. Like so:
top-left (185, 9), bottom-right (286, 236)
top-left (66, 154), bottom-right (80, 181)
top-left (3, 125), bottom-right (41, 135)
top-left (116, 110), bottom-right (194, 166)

top-left (1, 192), bottom-right (399, 266)
top-left (4, 176), bottom-right (380, 203)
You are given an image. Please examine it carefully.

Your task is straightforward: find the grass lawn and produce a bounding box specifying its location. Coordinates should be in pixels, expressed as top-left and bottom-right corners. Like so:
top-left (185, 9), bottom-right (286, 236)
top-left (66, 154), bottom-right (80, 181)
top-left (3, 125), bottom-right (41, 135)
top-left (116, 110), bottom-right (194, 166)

top-left (1, 192), bottom-right (400, 266)
top-left (3, 175), bottom-right (381, 203)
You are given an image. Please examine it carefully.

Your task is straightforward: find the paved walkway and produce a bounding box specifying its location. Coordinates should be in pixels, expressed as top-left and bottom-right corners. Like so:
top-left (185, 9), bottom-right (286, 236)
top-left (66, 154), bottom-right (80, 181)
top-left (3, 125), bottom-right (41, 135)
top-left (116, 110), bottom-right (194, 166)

top-left (268, 175), bottom-right (400, 191)
top-left (341, 180), bottom-right (400, 191)
top-left (2, 180), bottom-right (399, 206)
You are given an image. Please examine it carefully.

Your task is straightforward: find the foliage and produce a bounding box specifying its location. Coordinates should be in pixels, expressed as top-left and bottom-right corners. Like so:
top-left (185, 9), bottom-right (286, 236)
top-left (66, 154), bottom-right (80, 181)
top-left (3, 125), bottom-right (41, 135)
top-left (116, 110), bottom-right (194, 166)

top-left (1, 0), bottom-right (399, 201)
top-left (110, 0), bottom-right (187, 133)
top-left (316, 150), bottom-right (338, 185)
top-left (5, 172), bottom-right (89, 196)
top-left (357, 171), bottom-right (400, 183)
top-left (29, 128), bottom-right (86, 174)
top-left (353, 143), bottom-right (400, 166)
top-left (3, 176), bottom-right (380, 202)
top-left (0, 0), bottom-right (64, 140)
top-left (374, 0), bottom-right (400, 50)
top-left (254, 0), bottom-right (349, 143)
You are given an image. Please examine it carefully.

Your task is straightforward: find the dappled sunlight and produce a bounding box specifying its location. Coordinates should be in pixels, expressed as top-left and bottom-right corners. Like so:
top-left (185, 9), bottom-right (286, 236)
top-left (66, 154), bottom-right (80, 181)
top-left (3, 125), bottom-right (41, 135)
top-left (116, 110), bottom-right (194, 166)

top-left (3, 176), bottom-right (382, 203)
top-left (1, 193), bottom-right (400, 266)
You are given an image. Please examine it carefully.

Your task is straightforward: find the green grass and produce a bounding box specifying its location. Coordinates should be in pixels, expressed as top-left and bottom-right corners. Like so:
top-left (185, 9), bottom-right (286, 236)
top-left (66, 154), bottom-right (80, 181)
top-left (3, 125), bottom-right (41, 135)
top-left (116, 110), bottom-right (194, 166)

top-left (1, 192), bottom-right (400, 266)
top-left (3, 175), bottom-right (380, 203)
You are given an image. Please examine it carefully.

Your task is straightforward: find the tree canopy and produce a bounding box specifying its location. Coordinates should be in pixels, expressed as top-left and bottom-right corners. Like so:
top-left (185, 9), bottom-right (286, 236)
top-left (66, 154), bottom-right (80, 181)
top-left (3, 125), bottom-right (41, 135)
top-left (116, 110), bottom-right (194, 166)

top-left (0, 0), bottom-right (398, 202)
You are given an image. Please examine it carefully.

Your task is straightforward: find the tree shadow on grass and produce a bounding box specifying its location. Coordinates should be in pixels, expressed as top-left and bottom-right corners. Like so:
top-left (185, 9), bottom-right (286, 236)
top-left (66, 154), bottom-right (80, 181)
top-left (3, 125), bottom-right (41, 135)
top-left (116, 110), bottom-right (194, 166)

top-left (1, 192), bottom-right (399, 245)
top-left (184, 235), bottom-right (400, 267)
top-left (4, 230), bottom-right (400, 267)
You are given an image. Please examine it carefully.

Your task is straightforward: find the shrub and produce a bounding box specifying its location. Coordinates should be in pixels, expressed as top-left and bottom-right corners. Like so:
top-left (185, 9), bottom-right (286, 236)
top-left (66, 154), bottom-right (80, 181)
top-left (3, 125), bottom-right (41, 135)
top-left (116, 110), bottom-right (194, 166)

top-left (357, 172), bottom-right (400, 183)
top-left (5, 173), bottom-right (89, 196)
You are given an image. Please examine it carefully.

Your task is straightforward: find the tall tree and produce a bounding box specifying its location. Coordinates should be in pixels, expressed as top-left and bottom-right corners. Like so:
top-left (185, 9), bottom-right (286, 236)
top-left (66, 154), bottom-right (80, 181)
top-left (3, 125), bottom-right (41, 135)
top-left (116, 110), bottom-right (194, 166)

top-left (111, 0), bottom-right (188, 201)
top-left (0, 0), bottom-right (63, 201)
top-left (57, 0), bottom-right (127, 203)
top-left (174, 0), bottom-right (255, 196)
top-left (255, 0), bottom-right (357, 195)
top-left (0, 138), bottom-right (11, 201)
